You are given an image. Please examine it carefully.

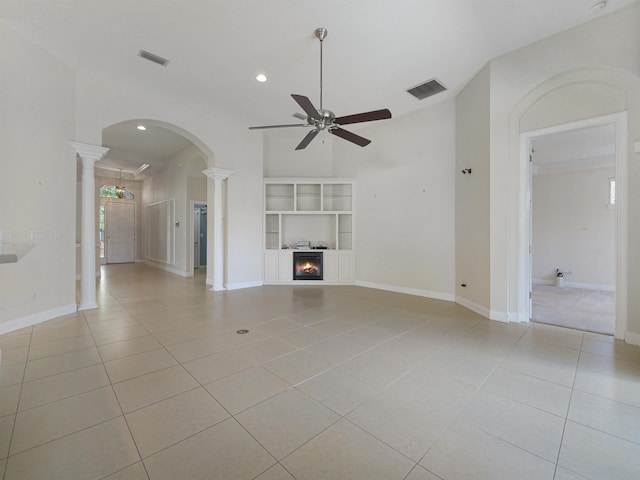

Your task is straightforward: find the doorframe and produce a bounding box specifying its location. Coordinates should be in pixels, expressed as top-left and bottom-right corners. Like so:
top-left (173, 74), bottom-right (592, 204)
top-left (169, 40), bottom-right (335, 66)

top-left (190, 200), bottom-right (207, 273)
top-left (519, 111), bottom-right (628, 339)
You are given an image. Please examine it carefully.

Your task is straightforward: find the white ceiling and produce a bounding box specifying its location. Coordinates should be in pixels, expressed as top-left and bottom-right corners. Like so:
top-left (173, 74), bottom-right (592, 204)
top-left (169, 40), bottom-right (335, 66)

top-left (98, 122), bottom-right (195, 180)
top-left (531, 123), bottom-right (616, 175)
top-left (1, 0), bottom-right (634, 177)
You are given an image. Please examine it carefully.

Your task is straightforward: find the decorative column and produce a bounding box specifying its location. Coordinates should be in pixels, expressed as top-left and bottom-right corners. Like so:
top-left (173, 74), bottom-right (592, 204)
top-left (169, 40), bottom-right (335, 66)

top-left (203, 167), bottom-right (234, 291)
top-left (70, 142), bottom-right (109, 311)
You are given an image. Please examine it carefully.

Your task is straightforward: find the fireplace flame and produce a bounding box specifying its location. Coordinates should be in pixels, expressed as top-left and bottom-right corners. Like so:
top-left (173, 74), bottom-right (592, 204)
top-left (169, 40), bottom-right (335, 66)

top-left (302, 262), bottom-right (315, 273)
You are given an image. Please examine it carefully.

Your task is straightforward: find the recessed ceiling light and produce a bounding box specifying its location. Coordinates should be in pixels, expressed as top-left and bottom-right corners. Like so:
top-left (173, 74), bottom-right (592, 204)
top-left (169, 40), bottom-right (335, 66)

top-left (256, 74), bottom-right (267, 83)
top-left (137, 125), bottom-right (146, 131)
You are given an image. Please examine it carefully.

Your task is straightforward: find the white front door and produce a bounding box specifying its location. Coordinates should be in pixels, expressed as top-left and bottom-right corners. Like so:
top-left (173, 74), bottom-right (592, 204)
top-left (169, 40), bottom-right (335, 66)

top-left (106, 202), bottom-right (135, 263)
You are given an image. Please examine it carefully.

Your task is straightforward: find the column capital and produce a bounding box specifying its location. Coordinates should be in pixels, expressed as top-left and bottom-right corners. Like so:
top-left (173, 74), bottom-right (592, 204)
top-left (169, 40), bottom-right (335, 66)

top-left (70, 142), bottom-right (109, 164)
top-left (203, 167), bottom-right (234, 181)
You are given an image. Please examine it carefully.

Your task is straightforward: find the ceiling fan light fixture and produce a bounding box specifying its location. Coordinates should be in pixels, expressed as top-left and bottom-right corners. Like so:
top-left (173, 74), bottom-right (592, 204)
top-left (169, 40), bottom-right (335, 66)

top-left (256, 73), bottom-right (267, 83)
top-left (115, 169), bottom-right (126, 199)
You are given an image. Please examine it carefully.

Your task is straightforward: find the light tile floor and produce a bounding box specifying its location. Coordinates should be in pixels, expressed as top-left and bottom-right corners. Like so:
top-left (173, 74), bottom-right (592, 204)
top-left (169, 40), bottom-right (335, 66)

top-left (0, 264), bottom-right (639, 479)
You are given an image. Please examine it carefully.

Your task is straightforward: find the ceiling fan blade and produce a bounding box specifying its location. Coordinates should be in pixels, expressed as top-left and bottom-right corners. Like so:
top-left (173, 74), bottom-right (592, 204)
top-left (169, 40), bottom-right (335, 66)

top-left (330, 127), bottom-right (371, 147)
top-left (334, 109), bottom-right (392, 126)
top-left (292, 113), bottom-right (308, 120)
top-left (291, 94), bottom-right (321, 120)
top-left (248, 123), bottom-right (308, 130)
top-left (295, 129), bottom-right (320, 150)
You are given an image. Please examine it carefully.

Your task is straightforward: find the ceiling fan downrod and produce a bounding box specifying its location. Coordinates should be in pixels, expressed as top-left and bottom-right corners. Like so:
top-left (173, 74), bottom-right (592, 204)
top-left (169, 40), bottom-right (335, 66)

top-left (315, 28), bottom-right (327, 111)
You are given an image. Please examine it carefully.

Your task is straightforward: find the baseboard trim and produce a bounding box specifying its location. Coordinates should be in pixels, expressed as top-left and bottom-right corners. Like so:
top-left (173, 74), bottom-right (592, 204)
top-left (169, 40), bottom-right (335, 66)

top-left (0, 303), bottom-right (77, 335)
top-left (225, 281), bottom-right (263, 291)
top-left (455, 296), bottom-right (490, 319)
top-left (355, 281), bottom-right (455, 302)
top-left (624, 330), bottom-right (640, 347)
top-left (144, 260), bottom-right (190, 277)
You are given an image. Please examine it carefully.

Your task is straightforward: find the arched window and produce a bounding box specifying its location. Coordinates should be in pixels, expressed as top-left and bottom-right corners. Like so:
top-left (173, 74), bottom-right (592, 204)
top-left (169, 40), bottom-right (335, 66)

top-left (99, 186), bottom-right (135, 199)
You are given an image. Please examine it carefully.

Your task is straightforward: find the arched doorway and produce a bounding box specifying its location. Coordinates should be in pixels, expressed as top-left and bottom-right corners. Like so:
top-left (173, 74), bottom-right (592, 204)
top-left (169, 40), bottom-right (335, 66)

top-left (94, 120), bottom-right (225, 288)
top-left (510, 69), bottom-right (635, 340)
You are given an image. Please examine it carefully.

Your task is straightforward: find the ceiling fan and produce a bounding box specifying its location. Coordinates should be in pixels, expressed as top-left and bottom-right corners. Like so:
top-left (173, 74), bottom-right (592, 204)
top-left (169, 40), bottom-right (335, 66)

top-left (249, 28), bottom-right (392, 150)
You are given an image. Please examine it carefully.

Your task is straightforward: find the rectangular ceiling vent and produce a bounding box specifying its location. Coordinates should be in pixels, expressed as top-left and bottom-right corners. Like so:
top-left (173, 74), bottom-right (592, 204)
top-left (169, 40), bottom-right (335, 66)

top-left (406, 79), bottom-right (447, 100)
top-left (138, 49), bottom-right (169, 67)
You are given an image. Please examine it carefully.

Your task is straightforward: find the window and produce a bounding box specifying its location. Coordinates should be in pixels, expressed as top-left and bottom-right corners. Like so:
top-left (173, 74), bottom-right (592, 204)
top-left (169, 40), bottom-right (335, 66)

top-left (99, 205), bottom-right (105, 259)
top-left (99, 186), bottom-right (134, 199)
top-left (609, 177), bottom-right (616, 207)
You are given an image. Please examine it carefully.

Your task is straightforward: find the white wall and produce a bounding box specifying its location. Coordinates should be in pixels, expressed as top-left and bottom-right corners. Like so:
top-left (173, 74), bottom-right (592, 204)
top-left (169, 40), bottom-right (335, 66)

top-left (0, 20), bottom-right (77, 332)
top-left (332, 100), bottom-right (456, 299)
top-left (263, 129), bottom-right (334, 178)
top-left (142, 145), bottom-right (206, 276)
top-left (455, 64), bottom-right (491, 314)
top-left (532, 166), bottom-right (615, 289)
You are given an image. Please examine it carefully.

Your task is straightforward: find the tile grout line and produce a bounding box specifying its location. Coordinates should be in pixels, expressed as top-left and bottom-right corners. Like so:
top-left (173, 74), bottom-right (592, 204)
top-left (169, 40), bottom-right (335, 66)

top-left (552, 330), bottom-right (585, 480)
top-left (1, 324), bottom-right (33, 480)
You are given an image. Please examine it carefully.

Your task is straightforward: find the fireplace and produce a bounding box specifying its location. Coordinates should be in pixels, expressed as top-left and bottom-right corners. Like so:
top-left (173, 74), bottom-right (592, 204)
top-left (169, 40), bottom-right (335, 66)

top-left (293, 251), bottom-right (323, 281)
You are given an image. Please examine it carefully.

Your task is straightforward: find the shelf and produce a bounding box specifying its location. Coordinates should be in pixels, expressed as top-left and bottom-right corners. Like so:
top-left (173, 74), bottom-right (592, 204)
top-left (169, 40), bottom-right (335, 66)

top-left (265, 184), bottom-right (294, 211)
top-left (296, 184), bottom-right (321, 211)
top-left (323, 184), bottom-right (352, 211)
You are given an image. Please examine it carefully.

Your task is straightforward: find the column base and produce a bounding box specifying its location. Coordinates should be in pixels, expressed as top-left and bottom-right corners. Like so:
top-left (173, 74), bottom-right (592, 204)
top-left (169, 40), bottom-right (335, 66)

top-left (78, 302), bottom-right (99, 311)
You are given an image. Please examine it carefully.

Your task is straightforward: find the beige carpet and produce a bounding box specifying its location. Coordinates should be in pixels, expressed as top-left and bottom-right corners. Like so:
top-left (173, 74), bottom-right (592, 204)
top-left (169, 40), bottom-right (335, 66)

top-left (531, 284), bottom-right (614, 335)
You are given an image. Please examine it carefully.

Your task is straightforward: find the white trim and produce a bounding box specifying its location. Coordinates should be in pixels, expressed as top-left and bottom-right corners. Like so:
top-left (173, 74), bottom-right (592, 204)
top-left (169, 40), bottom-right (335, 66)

top-left (0, 304), bottom-right (77, 335)
top-left (225, 280), bottom-right (263, 291)
top-left (455, 296), bottom-right (490, 319)
top-left (521, 111), bottom-right (628, 339)
top-left (202, 167), bottom-right (234, 180)
top-left (489, 310), bottom-right (511, 323)
top-left (144, 259), bottom-right (190, 277)
top-left (624, 330), bottom-right (640, 347)
top-left (355, 280), bottom-right (455, 302)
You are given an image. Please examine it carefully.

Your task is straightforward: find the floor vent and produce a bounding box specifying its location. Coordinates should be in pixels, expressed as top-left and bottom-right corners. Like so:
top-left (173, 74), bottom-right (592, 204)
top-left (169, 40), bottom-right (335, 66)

top-left (138, 49), bottom-right (170, 67)
top-left (406, 79), bottom-right (447, 100)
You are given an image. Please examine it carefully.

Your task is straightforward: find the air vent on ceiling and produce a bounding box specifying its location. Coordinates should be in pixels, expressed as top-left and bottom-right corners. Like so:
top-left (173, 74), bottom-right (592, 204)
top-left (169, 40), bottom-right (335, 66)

top-left (138, 49), bottom-right (169, 67)
top-left (406, 79), bottom-right (447, 100)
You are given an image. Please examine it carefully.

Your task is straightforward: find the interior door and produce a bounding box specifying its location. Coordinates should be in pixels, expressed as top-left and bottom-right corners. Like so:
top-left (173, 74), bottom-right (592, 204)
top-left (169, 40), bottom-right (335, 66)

top-left (193, 208), bottom-right (201, 269)
top-left (106, 202), bottom-right (135, 263)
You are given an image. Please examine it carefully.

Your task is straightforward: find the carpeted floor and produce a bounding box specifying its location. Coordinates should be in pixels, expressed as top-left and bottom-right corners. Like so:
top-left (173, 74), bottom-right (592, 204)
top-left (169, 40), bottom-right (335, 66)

top-left (531, 284), bottom-right (614, 335)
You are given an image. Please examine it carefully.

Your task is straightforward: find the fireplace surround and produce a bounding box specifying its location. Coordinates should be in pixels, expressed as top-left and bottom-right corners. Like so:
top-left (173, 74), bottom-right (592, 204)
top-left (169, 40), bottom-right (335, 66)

top-left (293, 251), bottom-right (323, 280)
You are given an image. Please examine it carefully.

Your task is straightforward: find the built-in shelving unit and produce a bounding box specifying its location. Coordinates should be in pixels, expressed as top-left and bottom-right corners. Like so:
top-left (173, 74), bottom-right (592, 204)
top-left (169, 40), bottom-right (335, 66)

top-left (264, 178), bottom-right (355, 284)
